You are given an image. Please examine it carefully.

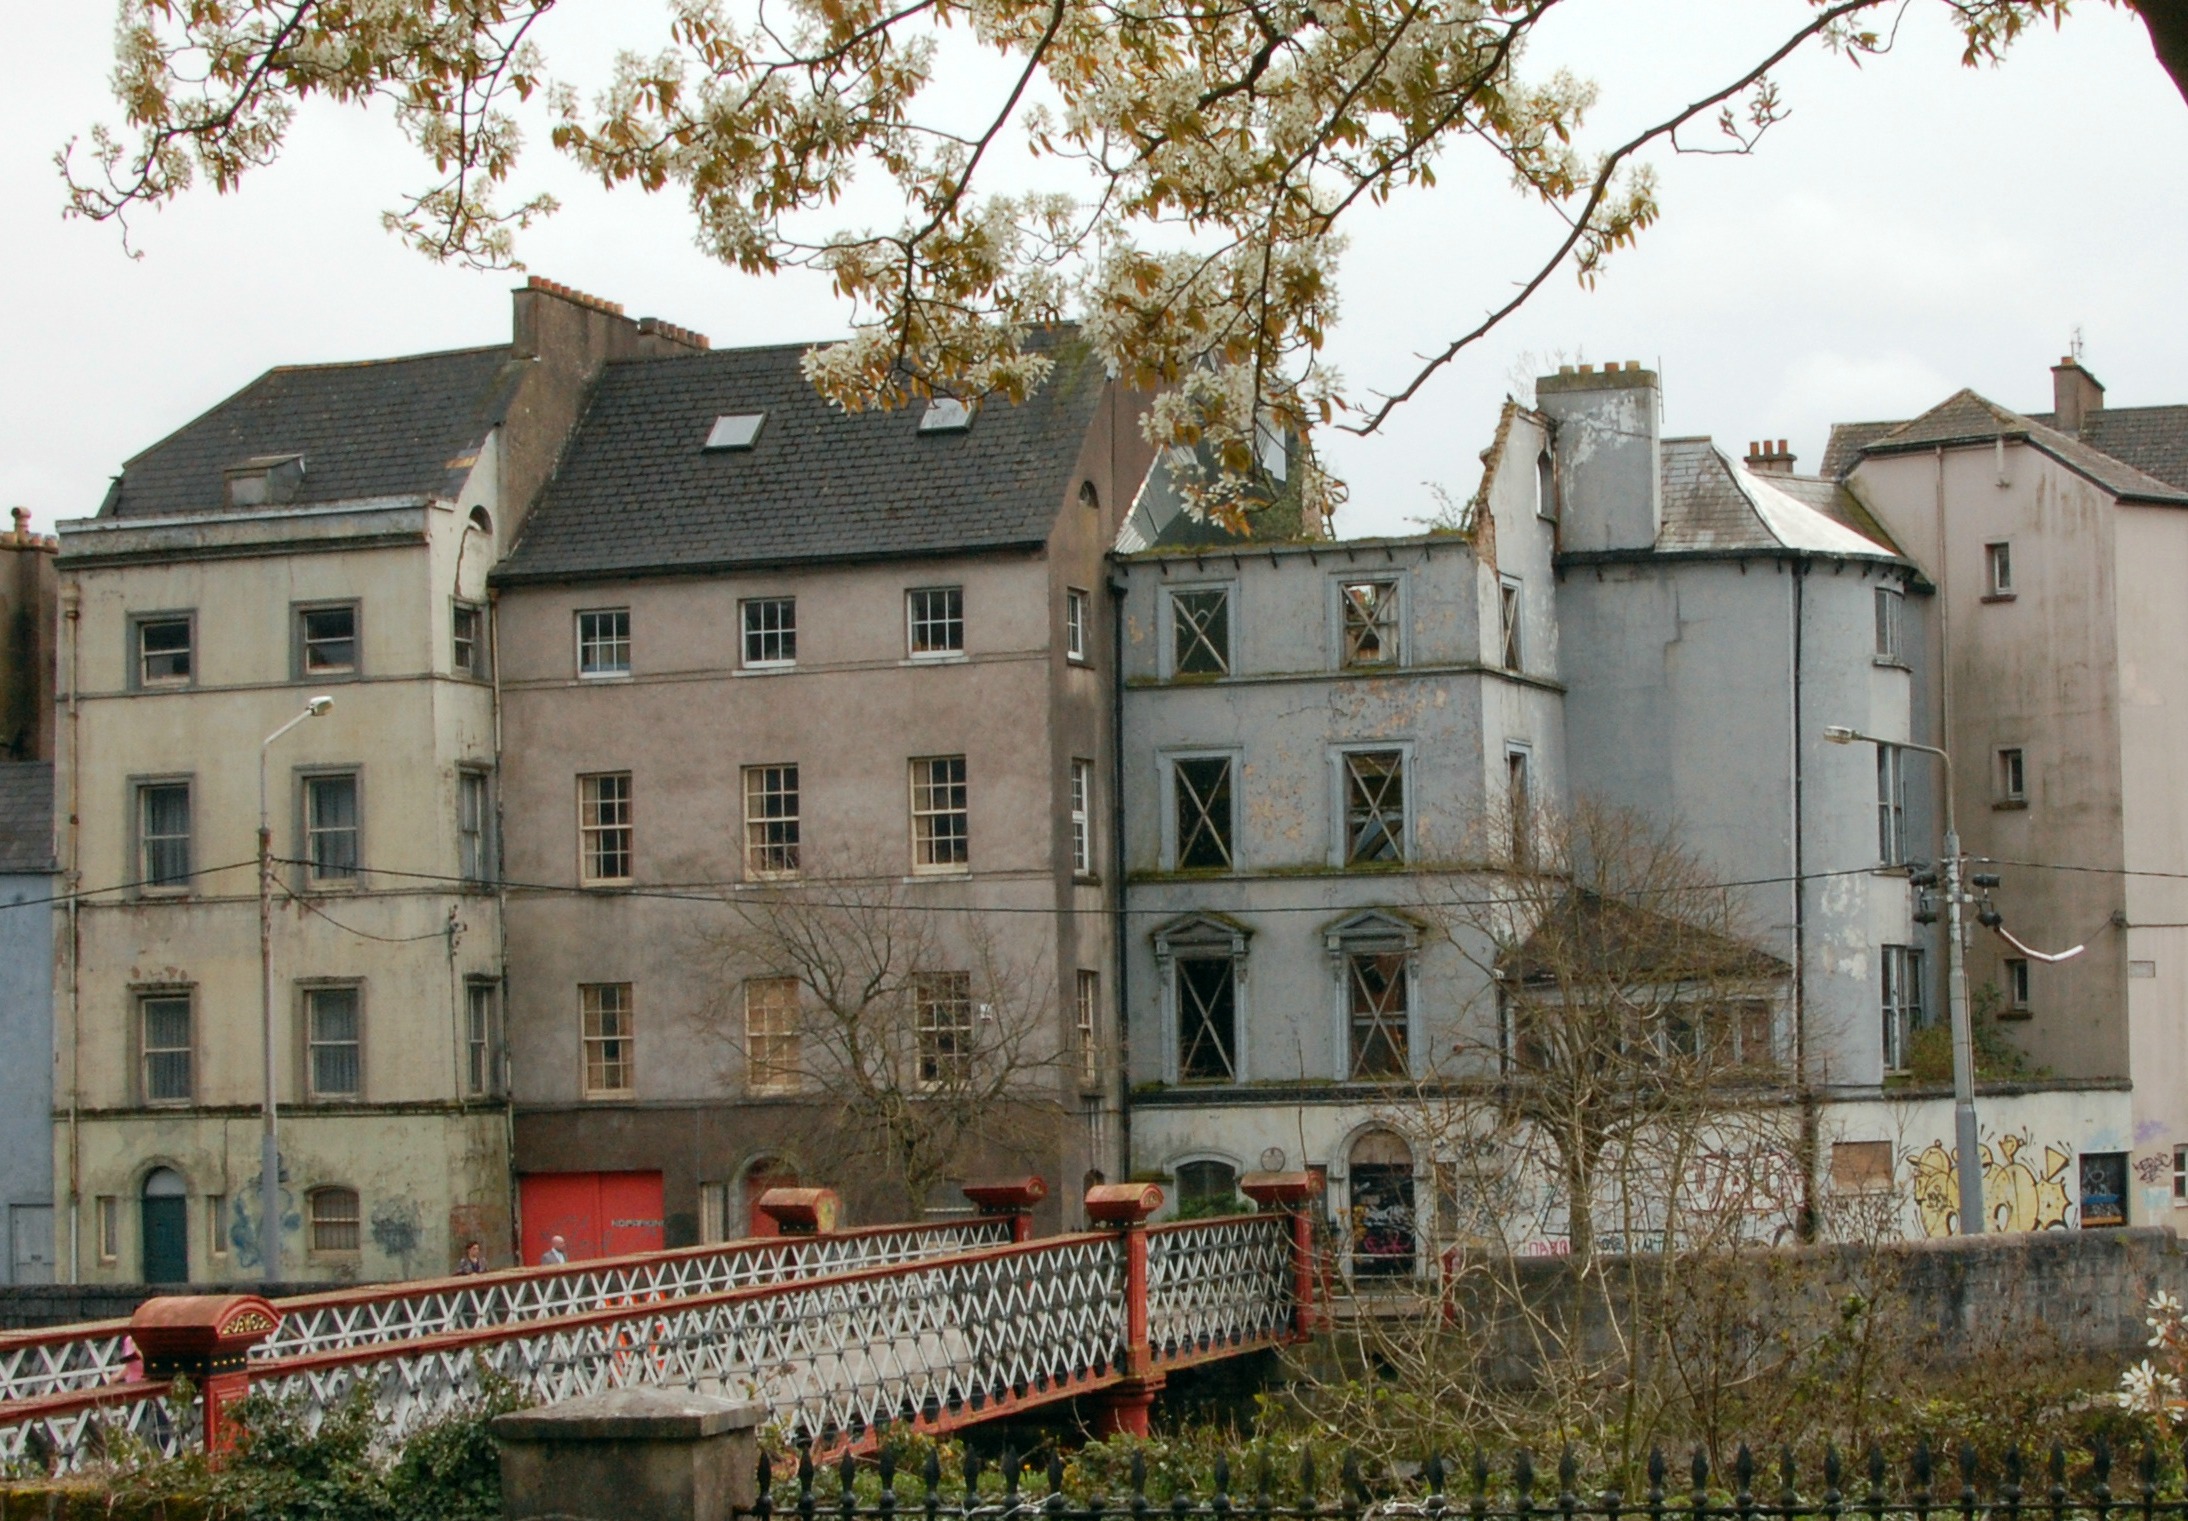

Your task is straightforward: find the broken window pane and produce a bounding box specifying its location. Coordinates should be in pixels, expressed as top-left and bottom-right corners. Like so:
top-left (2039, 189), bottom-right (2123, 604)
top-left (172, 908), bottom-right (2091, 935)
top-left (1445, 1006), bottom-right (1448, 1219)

top-left (1340, 581), bottom-right (1397, 666)
top-left (1345, 751), bottom-right (1405, 864)
top-left (1172, 589), bottom-right (1230, 676)
top-left (1176, 955), bottom-right (1237, 1082)
top-left (1347, 952), bottom-right (1409, 1080)
top-left (1173, 757), bottom-right (1234, 870)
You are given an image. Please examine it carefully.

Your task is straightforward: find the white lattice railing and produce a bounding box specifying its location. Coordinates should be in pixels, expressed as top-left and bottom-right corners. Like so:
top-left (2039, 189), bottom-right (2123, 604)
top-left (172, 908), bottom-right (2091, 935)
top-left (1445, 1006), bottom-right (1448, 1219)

top-left (1144, 1214), bottom-right (1294, 1366)
top-left (0, 1218), bottom-right (1012, 1410)
top-left (0, 1381), bottom-right (199, 1472)
top-left (248, 1233), bottom-right (1129, 1447)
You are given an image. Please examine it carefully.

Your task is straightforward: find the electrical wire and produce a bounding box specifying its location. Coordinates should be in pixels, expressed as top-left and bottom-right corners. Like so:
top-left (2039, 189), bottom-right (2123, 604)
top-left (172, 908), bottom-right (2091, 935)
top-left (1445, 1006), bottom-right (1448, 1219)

top-left (0, 857), bottom-right (258, 912)
top-left (256, 855), bottom-right (1895, 919)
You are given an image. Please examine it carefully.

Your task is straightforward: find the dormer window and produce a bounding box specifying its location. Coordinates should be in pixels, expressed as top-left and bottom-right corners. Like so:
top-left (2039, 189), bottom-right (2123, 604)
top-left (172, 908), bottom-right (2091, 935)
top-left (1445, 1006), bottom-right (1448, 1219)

top-left (919, 397), bottom-right (972, 433)
top-left (225, 454), bottom-right (305, 508)
top-left (704, 413), bottom-right (766, 451)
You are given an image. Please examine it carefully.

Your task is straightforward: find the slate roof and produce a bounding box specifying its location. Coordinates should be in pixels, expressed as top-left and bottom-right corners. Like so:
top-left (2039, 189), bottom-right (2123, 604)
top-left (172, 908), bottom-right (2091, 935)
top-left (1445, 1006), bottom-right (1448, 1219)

top-left (1825, 392), bottom-right (2188, 506)
top-left (495, 330), bottom-right (1110, 582)
top-left (1821, 421), bottom-right (1899, 479)
top-left (0, 762), bottom-right (54, 875)
top-left (103, 346), bottom-right (525, 519)
top-left (2027, 404), bottom-right (2188, 491)
top-left (1655, 438), bottom-right (1899, 559)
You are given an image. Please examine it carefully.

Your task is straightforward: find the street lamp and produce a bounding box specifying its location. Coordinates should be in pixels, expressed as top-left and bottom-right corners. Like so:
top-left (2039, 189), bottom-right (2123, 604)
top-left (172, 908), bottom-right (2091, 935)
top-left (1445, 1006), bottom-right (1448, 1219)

top-left (260, 695), bottom-right (334, 1280)
top-left (1824, 724), bottom-right (1985, 1236)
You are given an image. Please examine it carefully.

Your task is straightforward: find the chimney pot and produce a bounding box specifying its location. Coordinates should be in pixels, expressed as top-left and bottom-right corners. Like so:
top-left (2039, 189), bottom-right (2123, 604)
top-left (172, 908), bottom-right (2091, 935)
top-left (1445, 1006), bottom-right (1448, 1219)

top-left (1579, 363), bottom-right (1595, 375)
top-left (10, 506), bottom-right (26, 535)
top-left (1558, 364), bottom-right (1576, 376)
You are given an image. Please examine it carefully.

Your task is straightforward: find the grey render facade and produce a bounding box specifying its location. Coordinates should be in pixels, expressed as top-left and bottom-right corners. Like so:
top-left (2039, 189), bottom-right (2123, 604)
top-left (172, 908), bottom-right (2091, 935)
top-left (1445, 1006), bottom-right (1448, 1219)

top-left (490, 331), bottom-right (1156, 1245)
top-left (1834, 357), bottom-right (2188, 1227)
top-left (1121, 362), bottom-right (2133, 1256)
top-left (1, 761), bottom-right (56, 1283)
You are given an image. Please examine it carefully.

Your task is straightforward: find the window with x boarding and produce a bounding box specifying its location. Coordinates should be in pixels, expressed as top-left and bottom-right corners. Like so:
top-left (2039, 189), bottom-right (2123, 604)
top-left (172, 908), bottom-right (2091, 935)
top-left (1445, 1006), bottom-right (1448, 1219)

top-left (1170, 587), bottom-right (1231, 677)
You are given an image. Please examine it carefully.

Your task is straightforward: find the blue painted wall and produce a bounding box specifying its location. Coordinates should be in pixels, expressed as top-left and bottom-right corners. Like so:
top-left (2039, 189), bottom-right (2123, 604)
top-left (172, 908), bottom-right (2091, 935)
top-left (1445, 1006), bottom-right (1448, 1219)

top-left (0, 868), bottom-right (54, 1283)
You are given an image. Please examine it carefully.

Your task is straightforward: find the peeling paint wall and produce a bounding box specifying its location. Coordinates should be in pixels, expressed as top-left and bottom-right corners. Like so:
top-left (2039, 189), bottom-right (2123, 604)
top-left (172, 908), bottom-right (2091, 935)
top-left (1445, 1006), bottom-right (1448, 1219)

top-left (1118, 411), bottom-right (1562, 1197)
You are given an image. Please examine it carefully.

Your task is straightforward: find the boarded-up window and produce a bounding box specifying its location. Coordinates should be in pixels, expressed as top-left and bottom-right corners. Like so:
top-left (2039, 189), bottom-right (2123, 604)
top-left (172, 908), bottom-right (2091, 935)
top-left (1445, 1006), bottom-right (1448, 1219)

top-left (1831, 1140), bottom-right (1894, 1193)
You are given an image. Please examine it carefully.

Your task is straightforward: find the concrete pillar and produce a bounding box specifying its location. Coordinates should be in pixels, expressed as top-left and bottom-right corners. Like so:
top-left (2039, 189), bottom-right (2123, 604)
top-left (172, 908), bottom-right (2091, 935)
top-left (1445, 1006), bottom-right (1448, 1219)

top-left (494, 1389), bottom-right (764, 1521)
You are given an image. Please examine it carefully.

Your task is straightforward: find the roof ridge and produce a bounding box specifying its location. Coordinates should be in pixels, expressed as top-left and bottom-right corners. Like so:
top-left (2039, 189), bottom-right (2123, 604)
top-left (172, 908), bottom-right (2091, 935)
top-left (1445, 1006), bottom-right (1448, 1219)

top-left (262, 342), bottom-right (513, 375)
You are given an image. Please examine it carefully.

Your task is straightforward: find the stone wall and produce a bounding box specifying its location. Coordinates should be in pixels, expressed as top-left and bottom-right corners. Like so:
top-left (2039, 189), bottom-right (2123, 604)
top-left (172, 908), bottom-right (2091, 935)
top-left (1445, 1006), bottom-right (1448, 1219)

top-left (0, 1281), bottom-right (327, 1330)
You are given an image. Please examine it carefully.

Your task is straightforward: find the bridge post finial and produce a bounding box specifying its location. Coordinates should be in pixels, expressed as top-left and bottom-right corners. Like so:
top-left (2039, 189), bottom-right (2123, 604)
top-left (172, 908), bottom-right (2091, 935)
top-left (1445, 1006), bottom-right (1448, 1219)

top-left (961, 1177), bottom-right (1048, 1243)
top-left (129, 1294), bottom-right (283, 1458)
top-left (755, 1187), bottom-right (840, 1236)
top-left (1084, 1182), bottom-right (1165, 1437)
top-left (1241, 1170), bottom-right (1325, 1337)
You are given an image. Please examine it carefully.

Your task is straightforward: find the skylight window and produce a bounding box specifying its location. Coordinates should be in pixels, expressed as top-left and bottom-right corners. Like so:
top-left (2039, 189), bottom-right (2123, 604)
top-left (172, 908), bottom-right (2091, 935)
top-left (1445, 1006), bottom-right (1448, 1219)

top-left (919, 397), bottom-right (972, 434)
top-left (704, 412), bottom-right (767, 451)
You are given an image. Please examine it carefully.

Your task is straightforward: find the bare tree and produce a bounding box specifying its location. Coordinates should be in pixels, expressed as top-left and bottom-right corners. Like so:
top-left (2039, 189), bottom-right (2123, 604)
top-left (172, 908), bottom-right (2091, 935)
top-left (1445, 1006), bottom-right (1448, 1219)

top-left (1290, 799), bottom-right (1812, 1466)
top-left (686, 857), bottom-right (1067, 1219)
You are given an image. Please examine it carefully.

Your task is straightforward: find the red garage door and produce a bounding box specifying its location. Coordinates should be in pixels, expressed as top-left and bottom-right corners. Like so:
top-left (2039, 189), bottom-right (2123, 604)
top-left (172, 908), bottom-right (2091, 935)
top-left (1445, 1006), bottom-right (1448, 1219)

top-left (519, 1171), bottom-right (665, 1265)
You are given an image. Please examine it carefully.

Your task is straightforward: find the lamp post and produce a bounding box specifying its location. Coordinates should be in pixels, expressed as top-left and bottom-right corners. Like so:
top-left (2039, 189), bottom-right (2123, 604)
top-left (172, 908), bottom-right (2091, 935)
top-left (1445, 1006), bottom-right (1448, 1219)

top-left (1824, 724), bottom-right (1984, 1236)
top-left (260, 696), bottom-right (334, 1281)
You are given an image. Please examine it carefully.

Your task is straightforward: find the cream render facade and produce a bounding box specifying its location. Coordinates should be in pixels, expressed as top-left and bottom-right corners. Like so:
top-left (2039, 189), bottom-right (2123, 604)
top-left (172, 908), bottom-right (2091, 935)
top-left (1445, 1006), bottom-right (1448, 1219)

top-left (51, 280), bottom-right (712, 1283)
top-left (55, 492), bottom-right (511, 1284)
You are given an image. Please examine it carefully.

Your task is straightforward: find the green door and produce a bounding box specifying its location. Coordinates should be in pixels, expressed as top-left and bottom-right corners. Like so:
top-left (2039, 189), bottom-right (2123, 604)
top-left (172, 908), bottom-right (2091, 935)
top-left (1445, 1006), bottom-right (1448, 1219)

top-left (140, 1169), bottom-right (188, 1284)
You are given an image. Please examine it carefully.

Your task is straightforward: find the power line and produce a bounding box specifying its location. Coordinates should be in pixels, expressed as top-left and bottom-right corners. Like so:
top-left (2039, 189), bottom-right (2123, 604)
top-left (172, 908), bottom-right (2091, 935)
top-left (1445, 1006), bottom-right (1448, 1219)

top-left (257, 855), bottom-right (1892, 918)
top-left (0, 858), bottom-right (258, 913)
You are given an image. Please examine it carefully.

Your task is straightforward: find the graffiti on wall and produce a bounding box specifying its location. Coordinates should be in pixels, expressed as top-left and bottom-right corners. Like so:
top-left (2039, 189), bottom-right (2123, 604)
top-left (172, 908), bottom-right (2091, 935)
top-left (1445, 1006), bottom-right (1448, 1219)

top-left (1904, 1128), bottom-right (2073, 1237)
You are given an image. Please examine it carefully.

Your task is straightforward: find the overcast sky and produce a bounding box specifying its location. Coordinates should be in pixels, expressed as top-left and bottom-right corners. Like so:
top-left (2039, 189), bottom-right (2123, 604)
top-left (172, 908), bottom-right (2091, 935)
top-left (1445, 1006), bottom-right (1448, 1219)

top-left (3, 2), bottom-right (2183, 538)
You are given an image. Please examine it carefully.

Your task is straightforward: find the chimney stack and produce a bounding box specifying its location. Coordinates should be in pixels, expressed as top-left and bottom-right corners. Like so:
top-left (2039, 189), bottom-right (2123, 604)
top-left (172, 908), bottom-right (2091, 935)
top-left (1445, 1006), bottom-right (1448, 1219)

top-left (1536, 360), bottom-right (1662, 553)
top-left (1744, 439), bottom-right (1796, 474)
top-left (2051, 356), bottom-right (2105, 435)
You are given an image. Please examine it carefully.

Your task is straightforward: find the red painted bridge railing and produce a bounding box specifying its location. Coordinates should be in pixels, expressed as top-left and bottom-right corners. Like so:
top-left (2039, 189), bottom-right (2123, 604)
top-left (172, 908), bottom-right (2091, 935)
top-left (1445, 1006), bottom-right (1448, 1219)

top-left (0, 1173), bottom-right (1319, 1471)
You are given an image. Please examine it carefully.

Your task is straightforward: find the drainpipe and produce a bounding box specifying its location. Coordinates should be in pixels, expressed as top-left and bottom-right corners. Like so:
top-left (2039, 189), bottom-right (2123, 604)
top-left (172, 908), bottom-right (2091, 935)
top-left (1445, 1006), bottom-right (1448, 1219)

top-left (1789, 559), bottom-right (1818, 1241)
top-left (1109, 573), bottom-right (1130, 1187)
top-left (490, 583), bottom-right (518, 1265)
top-left (62, 581), bottom-right (82, 1282)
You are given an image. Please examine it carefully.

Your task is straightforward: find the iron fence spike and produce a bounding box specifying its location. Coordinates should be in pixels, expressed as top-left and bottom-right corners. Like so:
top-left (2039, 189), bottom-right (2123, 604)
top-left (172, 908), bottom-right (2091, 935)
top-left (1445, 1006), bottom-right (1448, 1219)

top-left (1781, 1448), bottom-right (1797, 1499)
top-left (1736, 1446), bottom-right (1754, 1489)
top-left (1914, 1440), bottom-right (1933, 1488)
top-left (925, 1450), bottom-right (942, 1490)
top-left (1427, 1455), bottom-right (1445, 1496)
top-left (2051, 1445), bottom-right (2067, 1486)
top-left (1217, 1454), bottom-right (1232, 1496)
top-left (2094, 1435), bottom-right (2113, 1485)
top-left (2004, 1447), bottom-right (2022, 1487)
top-left (881, 1450), bottom-right (898, 1486)
top-left (1868, 1448), bottom-right (1886, 1490)
top-left (1961, 1445), bottom-right (1978, 1484)
top-left (1474, 1451), bottom-right (1490, 1495)
top-left (1134, 1450), bottom-right (1149, 1497)
top-left (1051, 1455), bottom-right (1066, 1498)
top-left (1648, 1449), bottom-right (1666, 1492)
top-left (1517, 1449), bottom-right (1536, 1497)
top-left (1562, 1448), bottom-right (1579, 1493)
top-left (1823, 1445), bottom-right (1841, 1495)
top-left (1691, 1449), bottom-right (1708, 1494)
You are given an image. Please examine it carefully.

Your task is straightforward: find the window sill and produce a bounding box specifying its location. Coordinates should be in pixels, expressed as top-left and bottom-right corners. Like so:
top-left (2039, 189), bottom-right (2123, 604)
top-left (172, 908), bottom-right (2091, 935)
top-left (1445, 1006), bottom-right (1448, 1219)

top-left (576, 670), bottom-right (633, 682)
top-left (299, 669), bottom-right (361, 683)
top-left (1980, 592), bottom-right (2017, 604)
top-left (1066, 655), bottom-right (1092, 668)
top-left (1997, 1008), bottom-right (2034, 1022)
top-left (580, 879), bottom-right (635, 890)
top-left (906, 867), bottom-right (973, 881)
top-left (135, 889), bottom-right (193, 902)
top-left (1993, 798), bottom-right (2028, 811)
top-left (737, 662), bottom-right (797, 676)
top-left (1073, 872), bottom-right (1102, 886)
top-left (1872, 656), bottom-right (1909, 670)
top-left (581, 1092), bottom-right (637, 1102)
top-left (903, 652), bottom-right (969, 666)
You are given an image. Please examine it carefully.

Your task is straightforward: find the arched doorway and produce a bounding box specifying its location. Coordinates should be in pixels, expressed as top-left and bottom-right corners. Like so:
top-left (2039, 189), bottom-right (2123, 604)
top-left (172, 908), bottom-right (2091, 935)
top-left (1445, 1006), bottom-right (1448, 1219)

top-left (743, 1157), bottom-right (799, 1237)
top-left (1174, 1159), bottom-right (1240, 1219)
top-left (140, 1169), bottom-right (188, 1284)
top-left (1347, 1132), bottom-right (1415, 1278)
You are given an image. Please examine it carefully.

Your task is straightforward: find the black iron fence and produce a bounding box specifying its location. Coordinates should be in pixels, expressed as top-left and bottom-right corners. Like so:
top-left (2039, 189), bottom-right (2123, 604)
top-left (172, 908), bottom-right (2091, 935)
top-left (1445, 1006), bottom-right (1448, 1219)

top-left (748, 1439), bottom-right (2188, 1521)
